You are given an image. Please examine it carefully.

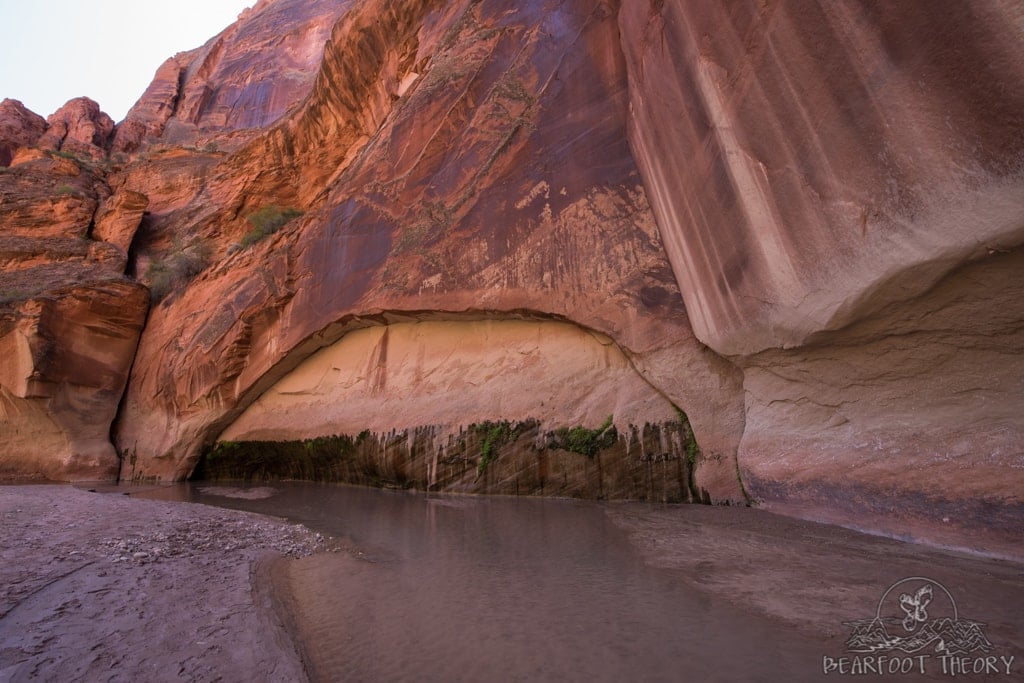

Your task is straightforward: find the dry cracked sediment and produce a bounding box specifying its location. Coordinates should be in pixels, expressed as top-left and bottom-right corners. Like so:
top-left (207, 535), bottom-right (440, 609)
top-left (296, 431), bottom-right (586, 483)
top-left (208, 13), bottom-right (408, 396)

top-left (0, 485), bottom-right (322, 682)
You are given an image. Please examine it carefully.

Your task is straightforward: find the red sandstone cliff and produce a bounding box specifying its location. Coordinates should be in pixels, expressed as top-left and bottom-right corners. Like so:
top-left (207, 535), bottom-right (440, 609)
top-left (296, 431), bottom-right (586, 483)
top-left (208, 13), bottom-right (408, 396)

top-left (112, 0), bottom-right (744, 501)
top-left (0, 100), bottom-right (46, 167)
top-left (1, 0), bottom-right (1021, 552)
top-left (0, 150), bottom-right (148, 480)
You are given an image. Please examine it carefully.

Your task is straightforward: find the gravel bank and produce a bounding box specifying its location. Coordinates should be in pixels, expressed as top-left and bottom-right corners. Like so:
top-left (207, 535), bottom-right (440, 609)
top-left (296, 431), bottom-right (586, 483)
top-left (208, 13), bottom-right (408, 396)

top-left (0, 485), bottom-right (322, 682)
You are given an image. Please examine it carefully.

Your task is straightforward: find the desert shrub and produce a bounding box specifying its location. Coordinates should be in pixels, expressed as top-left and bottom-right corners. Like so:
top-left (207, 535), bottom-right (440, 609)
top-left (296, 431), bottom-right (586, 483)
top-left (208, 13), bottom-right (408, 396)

top-left (146, 237), bottom-right (211, 302)
top-left (0, 289), bottom-right (28, 304)
top-left (240, 206), bottom-right (303, 247)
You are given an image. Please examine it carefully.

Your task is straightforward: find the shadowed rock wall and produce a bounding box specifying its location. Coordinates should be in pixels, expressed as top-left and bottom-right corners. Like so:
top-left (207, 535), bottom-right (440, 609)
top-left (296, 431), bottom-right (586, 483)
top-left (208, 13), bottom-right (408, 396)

top-left (619, 0), bottom-right (1024, 548)
top-left (620, 0), bottom-right (1024, 354)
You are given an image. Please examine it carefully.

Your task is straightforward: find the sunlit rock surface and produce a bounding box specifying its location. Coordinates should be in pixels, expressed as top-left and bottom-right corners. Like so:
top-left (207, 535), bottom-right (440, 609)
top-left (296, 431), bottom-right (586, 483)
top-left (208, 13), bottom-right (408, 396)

top-left (112, 0), bottom-right (351, 154)
top-left (114, 0), bottom-right (745, 499)
top-left (0, 99), bottom-right (46, 167)
top-left (38, 98), bottom-right (115, 162)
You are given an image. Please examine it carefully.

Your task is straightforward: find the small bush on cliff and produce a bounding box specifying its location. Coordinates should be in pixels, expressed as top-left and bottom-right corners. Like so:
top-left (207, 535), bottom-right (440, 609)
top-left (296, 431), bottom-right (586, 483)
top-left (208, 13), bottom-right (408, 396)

top-left (0, 289), bottom-right (29, 304)
top-left (548, 415), bottom-right (617, 458)
top-left (146, 237), bottom-right (211, 302)
top-left (476, 421), bottom-right (512, 475)
top-left (240, 206), bottom-right (303, 248)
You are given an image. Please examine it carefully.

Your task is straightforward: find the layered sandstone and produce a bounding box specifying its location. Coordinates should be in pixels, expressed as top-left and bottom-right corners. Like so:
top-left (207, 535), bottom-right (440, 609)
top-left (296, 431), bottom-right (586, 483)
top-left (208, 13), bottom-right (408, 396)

top-left (109, 0), bottom-right (1024, 551)
top-left (38, 98), bottom-right (114, 162)
top-left (620, 0), bottom-right (1024, 355)
top-left (0, 0), bottom-right (1020, 552)
top-left (0, 282), bottom-right (149, 481)
top-left (220, 321), bottom-right (677, 442)
top-left (0, 153), bottom-right (148, 480)
top-left (738, 248), bottom-right (1024, 545)
top-left (112, 0), bottom-right (351, 154)
top-left (199, 320), bottom-right (702, 501)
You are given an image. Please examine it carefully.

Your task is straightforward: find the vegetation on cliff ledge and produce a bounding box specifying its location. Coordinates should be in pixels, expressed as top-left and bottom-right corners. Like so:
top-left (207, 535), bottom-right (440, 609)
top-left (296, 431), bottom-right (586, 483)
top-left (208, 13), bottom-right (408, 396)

top-left (146, 237), bottom-right (211, 302)
top-left (547, 415), bottom-right (617, 458)
top-left (240, 205), bottom-right (303, 248)
top-left (474, 420), bottom-right (526, 475)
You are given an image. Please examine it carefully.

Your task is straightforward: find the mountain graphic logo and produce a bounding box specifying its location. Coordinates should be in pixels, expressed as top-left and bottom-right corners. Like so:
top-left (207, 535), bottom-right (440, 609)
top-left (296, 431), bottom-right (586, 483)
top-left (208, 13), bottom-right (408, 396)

top-left (844, 577), bottom-right (994, 655)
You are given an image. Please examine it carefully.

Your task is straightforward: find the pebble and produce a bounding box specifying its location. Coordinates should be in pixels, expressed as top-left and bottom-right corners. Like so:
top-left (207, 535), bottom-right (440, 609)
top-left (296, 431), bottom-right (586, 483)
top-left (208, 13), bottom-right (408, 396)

top-left (98, 511), bottom-right (324, 564)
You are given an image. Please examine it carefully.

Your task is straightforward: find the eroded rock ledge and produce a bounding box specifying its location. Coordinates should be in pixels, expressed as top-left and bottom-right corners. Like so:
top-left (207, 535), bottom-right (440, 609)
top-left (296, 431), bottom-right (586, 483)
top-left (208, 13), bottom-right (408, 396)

top-left (111, 0), bottom-right (745, 500)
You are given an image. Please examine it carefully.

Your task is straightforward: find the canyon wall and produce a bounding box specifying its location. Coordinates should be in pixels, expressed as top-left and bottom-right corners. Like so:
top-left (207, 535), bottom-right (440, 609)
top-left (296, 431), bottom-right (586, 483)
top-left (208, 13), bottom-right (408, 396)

top-left (112, 0), bottom-right (350, 154)
top-left (111, 0), bottom-right (745, 500)
top-left (219, 320), bottom-right (678, 444)
top-left (1, 0), bottom-right (1021, 551)
top-left (0, 147), bottom-right (148, 480)
top-left (619, 0), bottom-right (1024, 546)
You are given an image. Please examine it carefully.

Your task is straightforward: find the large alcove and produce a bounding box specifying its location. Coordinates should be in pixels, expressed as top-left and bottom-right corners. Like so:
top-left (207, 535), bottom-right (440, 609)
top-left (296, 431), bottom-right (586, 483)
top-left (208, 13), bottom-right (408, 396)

top-left (199, 319), bottom-right (705, 501)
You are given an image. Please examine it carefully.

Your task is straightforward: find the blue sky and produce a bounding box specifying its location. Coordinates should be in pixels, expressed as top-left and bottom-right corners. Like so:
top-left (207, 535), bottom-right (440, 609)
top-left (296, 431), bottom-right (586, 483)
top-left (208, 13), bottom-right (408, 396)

top-left (0, 0), bottom-right (253, 122)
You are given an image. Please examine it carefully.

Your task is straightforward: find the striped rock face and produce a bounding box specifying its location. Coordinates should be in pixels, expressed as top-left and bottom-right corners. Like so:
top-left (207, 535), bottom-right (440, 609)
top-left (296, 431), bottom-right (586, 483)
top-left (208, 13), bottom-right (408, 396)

top-left (112, 0), bottom-right (743, 498)
top-left (619, 0), bottom-right (1024, 549)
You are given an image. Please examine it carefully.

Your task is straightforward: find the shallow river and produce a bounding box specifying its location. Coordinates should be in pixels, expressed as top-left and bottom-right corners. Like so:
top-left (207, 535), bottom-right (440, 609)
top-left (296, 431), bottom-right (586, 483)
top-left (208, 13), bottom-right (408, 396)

top-left (143, 482), bottom-right (837, 681)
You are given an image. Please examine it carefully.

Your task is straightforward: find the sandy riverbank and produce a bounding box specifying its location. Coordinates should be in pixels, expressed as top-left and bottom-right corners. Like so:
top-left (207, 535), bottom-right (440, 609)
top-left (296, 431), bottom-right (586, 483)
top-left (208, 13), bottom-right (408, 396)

top-left (0, 485), bottom-right (322, 682)
top-left (3, 485), bottom-right (1022, 681)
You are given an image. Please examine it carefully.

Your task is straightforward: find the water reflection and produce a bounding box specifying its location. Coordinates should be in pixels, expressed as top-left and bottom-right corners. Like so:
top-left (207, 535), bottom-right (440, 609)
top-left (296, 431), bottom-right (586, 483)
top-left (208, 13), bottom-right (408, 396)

top-left (145, 482), bottom-right (827, 681)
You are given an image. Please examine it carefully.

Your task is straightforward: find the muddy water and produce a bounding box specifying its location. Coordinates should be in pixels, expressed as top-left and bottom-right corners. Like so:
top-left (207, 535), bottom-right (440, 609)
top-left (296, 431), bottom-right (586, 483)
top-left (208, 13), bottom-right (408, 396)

top-left (141, 482), bottom-right (842, 681)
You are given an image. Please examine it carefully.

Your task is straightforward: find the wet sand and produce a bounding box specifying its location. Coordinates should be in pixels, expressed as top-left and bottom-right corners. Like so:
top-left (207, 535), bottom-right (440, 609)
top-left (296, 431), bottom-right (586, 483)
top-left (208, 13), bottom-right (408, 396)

top-left (0, 485), bottom-right (322, 682)
top-left (604, 503), bottom-right (1024, 647)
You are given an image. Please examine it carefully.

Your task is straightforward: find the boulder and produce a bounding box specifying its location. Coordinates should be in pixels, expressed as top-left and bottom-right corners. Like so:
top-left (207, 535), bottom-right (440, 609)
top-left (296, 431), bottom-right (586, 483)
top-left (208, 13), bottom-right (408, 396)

top-left (38, 98), bottom-right (115, 161)
top-left (0, 99), bottom-right (46, 166)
